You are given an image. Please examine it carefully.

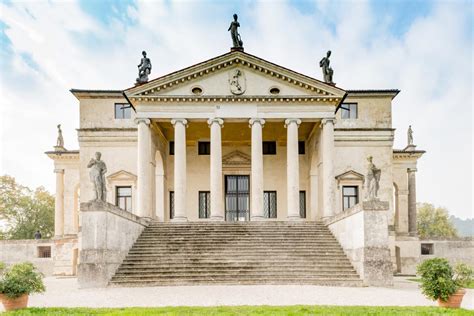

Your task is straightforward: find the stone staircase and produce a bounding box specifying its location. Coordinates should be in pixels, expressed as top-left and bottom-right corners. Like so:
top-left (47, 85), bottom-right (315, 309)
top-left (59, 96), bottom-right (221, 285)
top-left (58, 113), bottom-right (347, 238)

top-left (109, 221), bottom-right (363, 287)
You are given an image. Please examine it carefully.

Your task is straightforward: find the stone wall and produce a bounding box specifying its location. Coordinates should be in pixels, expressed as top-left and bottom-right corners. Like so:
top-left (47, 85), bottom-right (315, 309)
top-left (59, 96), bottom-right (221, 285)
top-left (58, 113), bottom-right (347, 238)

top-left (78, 200), bottom-right (148, 288)
top-left (395, 238), bottom-right (474, 275)
top-left (326, 201), bottom-right (393, 286)
top-left (0, 239), bottom-right (55, 276)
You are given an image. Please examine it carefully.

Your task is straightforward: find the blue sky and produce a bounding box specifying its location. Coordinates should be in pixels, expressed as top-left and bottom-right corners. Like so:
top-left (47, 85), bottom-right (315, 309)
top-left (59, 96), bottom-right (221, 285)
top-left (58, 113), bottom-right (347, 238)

top-left (0, 0), bottom-right (472, 219)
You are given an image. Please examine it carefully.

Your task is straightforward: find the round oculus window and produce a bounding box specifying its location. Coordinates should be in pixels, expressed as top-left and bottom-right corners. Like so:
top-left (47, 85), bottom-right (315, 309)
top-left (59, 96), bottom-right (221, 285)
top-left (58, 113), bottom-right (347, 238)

top-left (270, 87), bottom-right (280, 95)
top-left (192, 87), bottom-right (203, 95)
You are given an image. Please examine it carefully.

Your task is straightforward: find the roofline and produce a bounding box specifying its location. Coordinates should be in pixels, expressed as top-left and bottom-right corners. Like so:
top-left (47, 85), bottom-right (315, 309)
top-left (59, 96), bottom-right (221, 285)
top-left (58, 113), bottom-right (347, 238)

top-left (70, 89), bottom-right (124, 100)
top-left (45, 150), bottom-right (79, 155)
top-left (346, 89), bottom-right (400, 99)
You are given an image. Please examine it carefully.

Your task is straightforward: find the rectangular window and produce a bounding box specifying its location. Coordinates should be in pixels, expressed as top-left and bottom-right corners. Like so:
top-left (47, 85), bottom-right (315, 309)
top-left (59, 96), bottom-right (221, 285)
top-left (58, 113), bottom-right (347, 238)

top-left (299, 191), bottom-right (306, 218)
top-left (169, 141), bottom-right (174, 155)
top-left (421, 243), bottom-right (434, 255)
top-left (263, 141), bottom-right (277, 155)
top-left (340, 103), bottom-right (358, 119)
top-left (263, 191), bottom-right (277, 218)
top-left (116, 186), bottom-right (132, 212)
top-left (198, 191), bottom-right (211, 218)
top-left (342, 186), bottom-right (359, 210)
top-left (37, 246), bottom-right (51, 258)
top-left (114, 103), bottom-right (131, 119)
top-left (298, 141), bottom-right (305, 155)
top-left (198, 141), bottom-right (211, 155)
top-left (169, 191), bottom-right (175, 219)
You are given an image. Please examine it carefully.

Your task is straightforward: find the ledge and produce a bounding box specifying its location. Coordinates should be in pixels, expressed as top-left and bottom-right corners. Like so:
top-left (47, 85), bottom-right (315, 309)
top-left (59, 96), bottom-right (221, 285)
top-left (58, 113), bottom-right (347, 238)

top-left (80, 201), bottom-right (149, 227)
top-left (324, 200), bottom-right (389, 226)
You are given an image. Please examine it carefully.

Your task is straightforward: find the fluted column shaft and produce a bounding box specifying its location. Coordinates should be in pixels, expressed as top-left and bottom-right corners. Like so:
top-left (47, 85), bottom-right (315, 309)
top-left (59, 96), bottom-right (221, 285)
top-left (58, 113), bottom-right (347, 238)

top-left (408, 168), bottom-right (418, 235)
top-left (171, 118), bottom-right (188, 222)
top-left (322, 118), bottom-right (336, 218)
top-left (208, 118), bottom-right (224, 220)
top-left (249, 118), bottom-right (265, 220)
top-left (286, 118), bottom-right (301, 219)
top-left (54, 169), bottom-right (64, 237)
top-left (136, 118), bottom-right (152, 218)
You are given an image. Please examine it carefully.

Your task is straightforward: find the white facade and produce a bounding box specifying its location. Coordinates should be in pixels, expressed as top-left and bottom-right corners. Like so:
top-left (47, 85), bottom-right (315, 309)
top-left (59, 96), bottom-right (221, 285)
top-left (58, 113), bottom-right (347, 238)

top-left (46, 50), bottom-right (428, 275)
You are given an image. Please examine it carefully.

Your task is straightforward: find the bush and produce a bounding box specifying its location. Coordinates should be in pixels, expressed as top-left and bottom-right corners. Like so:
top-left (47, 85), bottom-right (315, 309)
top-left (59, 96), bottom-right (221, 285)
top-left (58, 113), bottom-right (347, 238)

top-left (0, 262), bottom-right (45, 299)
top-left (417, 258), bottom-right (458, 302)
top-left (453, 263), bottom-right (474, 288)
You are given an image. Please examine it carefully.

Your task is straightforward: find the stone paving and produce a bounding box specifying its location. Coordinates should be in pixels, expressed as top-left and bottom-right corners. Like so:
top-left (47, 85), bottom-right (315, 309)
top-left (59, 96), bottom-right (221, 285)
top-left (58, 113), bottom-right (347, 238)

top-left (1, 277), bottom-right (473, 311)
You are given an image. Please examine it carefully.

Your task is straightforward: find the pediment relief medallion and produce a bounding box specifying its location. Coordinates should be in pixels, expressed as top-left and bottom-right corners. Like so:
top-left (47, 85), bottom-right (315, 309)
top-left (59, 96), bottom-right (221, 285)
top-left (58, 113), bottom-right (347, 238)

top-left (229, 69), bottom-right (246, 95)
top-left (223, 150), bottom-right (251, 167)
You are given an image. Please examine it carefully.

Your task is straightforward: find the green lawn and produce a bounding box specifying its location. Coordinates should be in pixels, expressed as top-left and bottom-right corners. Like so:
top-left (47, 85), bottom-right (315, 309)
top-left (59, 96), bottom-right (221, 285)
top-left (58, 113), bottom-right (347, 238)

top-left (4, 306), bottom-right (474, 316)
top-left (408, 278), bottom-right (474, 289)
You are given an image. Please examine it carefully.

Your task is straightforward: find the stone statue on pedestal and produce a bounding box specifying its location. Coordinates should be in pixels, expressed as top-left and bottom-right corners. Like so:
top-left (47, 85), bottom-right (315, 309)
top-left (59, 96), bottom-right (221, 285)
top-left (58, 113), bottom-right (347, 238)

top-left (365, 156), bottom-right (381, 200)
top-left (228, 14), bottom-right (243, 49)
top-left (319, 50), bottom-right (335, 85)
top-left (136, 51), bottom-right (152, 84)
top-left (87, 152), bottom-right (107, 202)
top-left (56, 124), bottom-right (64, 148)
top-left (407, 125), bottom-right (414, 146)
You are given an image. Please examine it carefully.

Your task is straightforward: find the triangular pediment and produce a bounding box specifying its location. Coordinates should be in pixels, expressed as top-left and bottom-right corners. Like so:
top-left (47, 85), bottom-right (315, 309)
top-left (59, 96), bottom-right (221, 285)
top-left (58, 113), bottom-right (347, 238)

top-left (124, 51), bottom-right (346, 103)
top-left (335, 170), bottom-right (365, 181)
top-left (107, 170), bottom-right (137, 182)
top-left (223, 150), bottom-right (251, 167)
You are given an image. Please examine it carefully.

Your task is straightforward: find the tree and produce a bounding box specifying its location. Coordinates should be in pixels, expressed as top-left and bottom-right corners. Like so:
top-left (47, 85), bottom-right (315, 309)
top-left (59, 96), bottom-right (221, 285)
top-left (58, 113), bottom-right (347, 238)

top-left (0, 175), bottom-right (54, 240)
top-left (417, 203), bottom-right (458, 239)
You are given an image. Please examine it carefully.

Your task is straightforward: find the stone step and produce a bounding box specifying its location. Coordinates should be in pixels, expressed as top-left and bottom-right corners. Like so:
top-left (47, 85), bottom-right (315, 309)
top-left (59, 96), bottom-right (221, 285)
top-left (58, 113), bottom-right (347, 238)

top-left (121, 258), bottom-right (353, 264)
top-left (118, 263), bottom-right (355, 269)
top-left (115, 267), bottom-right (357, 274)
top-left (111, 272), bottom-right (360, 279)
top-left (129, 244), bottom-right (343, 249)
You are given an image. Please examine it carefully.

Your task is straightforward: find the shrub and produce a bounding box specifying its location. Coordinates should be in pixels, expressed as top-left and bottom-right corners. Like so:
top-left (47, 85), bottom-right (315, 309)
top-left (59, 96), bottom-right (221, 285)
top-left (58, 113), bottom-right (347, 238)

top-left (0, 262), bottom-right (45, 299)
top-left (453, 263), bottom-right (474, 288)
top-left (417, 258), bottom-right (457, 302)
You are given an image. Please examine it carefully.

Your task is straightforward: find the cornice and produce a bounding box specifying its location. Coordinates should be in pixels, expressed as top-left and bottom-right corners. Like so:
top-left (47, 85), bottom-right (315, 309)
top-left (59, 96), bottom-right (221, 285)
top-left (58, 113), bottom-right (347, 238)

top-left (129, 95), bottom-right (341, 104)
top-left (393, 149), bottom-right (425, 160)
top-left (45, 150), bottom-right (79, 160)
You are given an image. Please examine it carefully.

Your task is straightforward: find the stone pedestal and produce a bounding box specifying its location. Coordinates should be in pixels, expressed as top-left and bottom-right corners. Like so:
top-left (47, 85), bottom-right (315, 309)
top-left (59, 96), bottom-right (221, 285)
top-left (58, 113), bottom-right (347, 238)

top-left (78, 201), bottom-right (148, 288)
top-left (325, 200), bottom-right (393, 286)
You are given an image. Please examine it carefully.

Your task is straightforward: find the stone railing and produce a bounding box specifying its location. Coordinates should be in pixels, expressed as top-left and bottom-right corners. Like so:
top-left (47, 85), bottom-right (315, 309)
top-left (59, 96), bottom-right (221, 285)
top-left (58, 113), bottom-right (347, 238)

top-left (78, 201), bottom-right (149, 288)
top-left (324, 200), bottom-right (393, 286)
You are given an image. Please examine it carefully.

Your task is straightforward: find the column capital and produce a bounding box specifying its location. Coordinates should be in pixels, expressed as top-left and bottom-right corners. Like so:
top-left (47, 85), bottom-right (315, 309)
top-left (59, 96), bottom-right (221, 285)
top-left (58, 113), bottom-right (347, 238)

top-left (54, 168), bottom-right (65, 174)
top-left (134, 118), bottom-right (151, 125)
top-left (207, 118), bottom-right (224, 127)
top-left (321, 118), bottom-right (336, 126)
top-left (171, 118), bottom-right (188, 127)
top-left (249, 118), bottom-right (265, 127)
top-left (407, 168), bottom-right (418, 173)
top-left (284, 118), bottom-right (301, 128)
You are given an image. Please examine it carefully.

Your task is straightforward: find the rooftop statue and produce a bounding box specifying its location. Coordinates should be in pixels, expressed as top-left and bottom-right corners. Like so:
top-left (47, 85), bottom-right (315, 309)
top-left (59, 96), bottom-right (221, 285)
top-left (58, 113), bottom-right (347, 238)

top-left (228, 14), bottom-right (243, 49)
top-left (319, 50), bottom-right (335, 85)
top-left (87, 152), bottom-right (107, 202)
top-left (365, 156), bottom-right (381, 200)
top-left (408, 125), bottom-right (414, 146)
top-left (56, 124), bottom-right (64, 148)
top-left (136, 51), bottom-right (152, 84)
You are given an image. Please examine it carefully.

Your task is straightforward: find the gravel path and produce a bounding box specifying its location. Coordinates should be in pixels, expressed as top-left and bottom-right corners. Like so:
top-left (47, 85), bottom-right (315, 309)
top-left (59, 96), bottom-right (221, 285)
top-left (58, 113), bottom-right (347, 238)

top-left (2, 277), bottom-right (473, 311)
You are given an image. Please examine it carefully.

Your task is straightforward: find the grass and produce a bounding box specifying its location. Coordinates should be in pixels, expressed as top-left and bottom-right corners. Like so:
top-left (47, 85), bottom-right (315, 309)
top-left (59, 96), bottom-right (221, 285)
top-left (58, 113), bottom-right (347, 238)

top-left (4, 306), bottom-right (474, 316)
top-left (408, 278), bottom-right (474, 289)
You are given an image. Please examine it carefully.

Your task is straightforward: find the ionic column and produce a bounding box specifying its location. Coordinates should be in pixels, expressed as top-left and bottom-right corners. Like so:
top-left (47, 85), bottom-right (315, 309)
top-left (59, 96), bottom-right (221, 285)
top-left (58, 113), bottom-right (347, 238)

top-left (54, 169), bottom-right (64, 237)
top-left (285, 118), bottom-right (301, 219)
top-left (171, 118), bottom-right (188, 222)
top-left (322, 118), bottom-right (336, 218)
top-left (208, 118), bottom-right (224, 220)
top-left (408, 168), bottom-right (418, 235)
top-left (136, 118), bottom-right (153, 218)
top-left (249, 118), bottom-right (265, 220)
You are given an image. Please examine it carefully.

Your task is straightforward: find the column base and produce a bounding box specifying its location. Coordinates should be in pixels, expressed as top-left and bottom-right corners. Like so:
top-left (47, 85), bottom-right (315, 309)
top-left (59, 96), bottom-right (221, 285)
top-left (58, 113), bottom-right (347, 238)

top-left (171, 217), bottom-right (188, 223)
top-left (251, 216), bottom-right (266, 221)
top-left (210, 215), bottom-right (224, 221)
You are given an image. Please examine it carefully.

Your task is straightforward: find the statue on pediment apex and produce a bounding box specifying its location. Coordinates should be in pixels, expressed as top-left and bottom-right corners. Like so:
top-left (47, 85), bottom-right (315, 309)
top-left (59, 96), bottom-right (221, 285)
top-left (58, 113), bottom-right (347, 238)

top-left (408, 125), bottom-right (414, 146)
top-left (319, 50), bottom-right (335, 85)
top-left (228, 14), bottom-right (243, 49)
top-left (54, 124), bottom-right (66, 151)
top-left (136, 51), bottom-right (152, 84)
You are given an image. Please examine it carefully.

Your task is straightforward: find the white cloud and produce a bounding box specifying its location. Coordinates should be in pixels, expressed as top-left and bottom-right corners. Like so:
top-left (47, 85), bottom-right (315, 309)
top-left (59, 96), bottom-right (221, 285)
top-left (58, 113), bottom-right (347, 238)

top-left (0, 0), bottom-right (472, 218)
